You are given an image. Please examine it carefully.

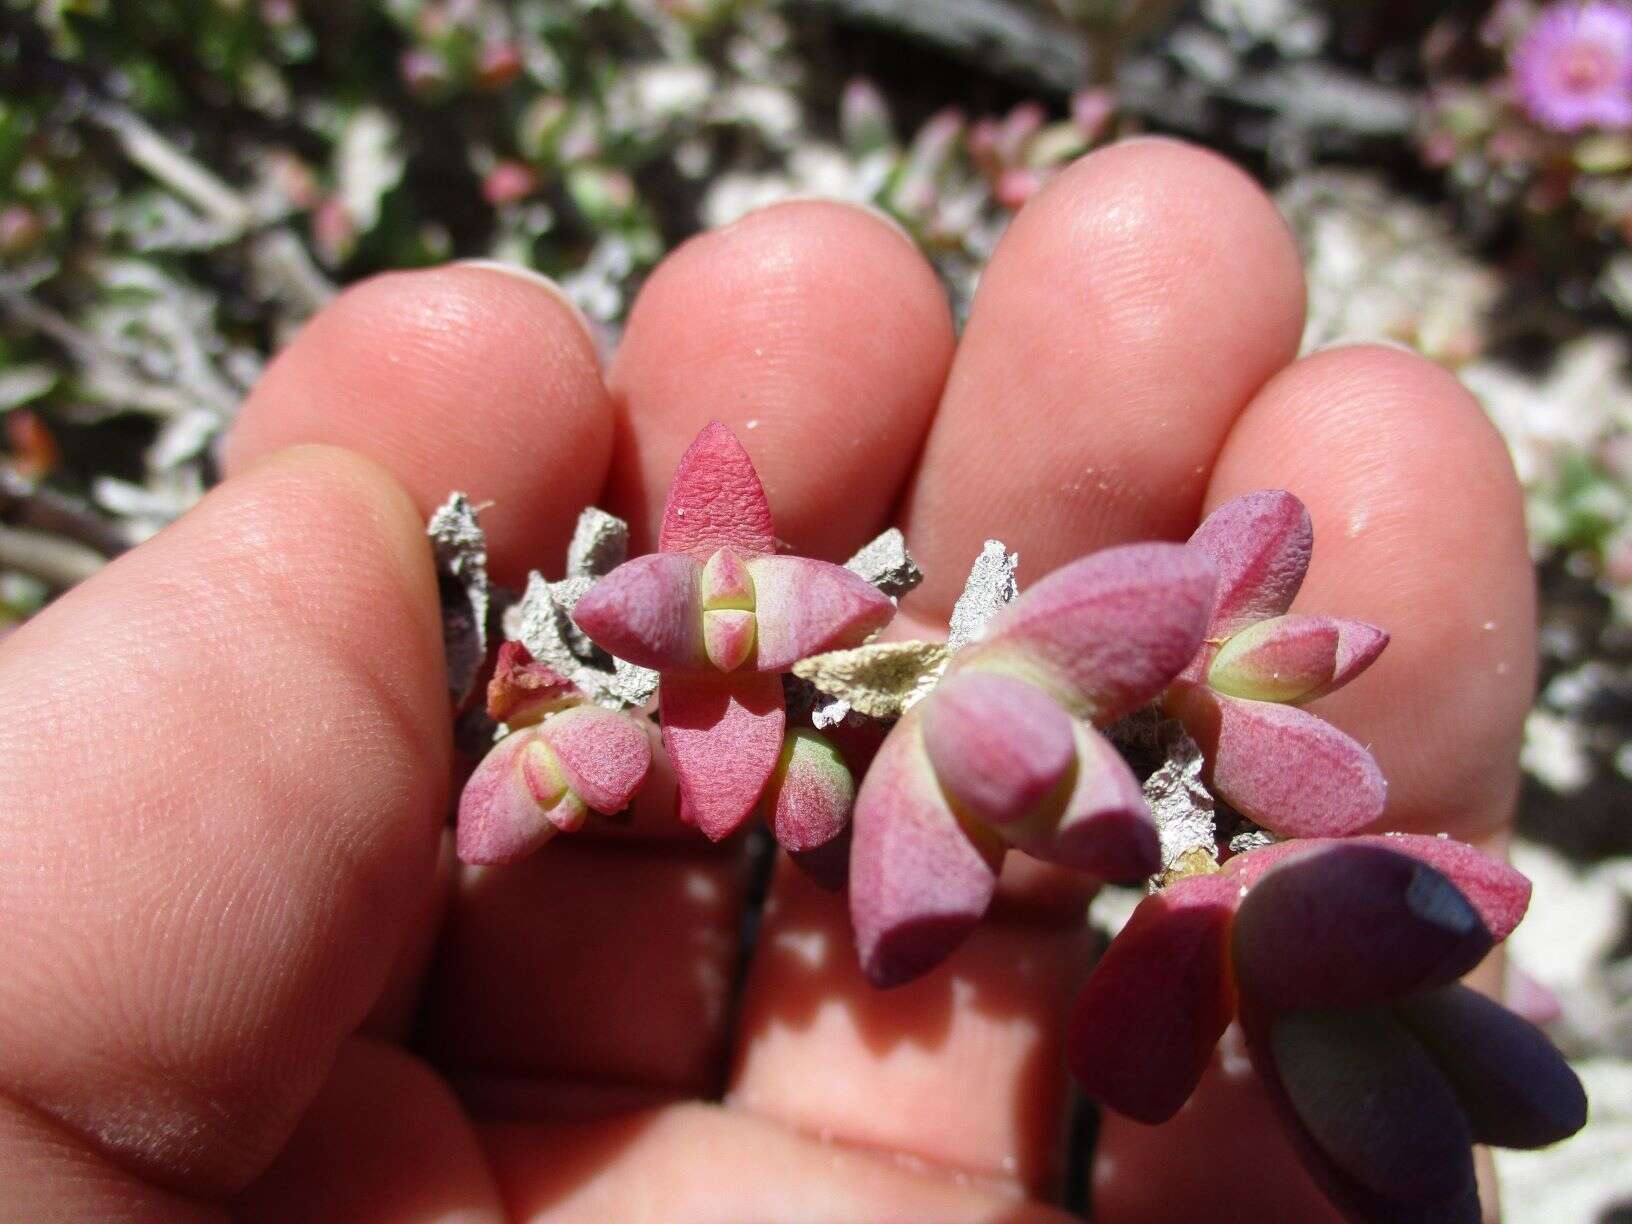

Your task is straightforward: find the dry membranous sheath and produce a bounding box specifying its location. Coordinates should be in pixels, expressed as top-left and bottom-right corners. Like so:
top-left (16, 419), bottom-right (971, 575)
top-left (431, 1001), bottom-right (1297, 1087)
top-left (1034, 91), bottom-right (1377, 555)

top-left (438, 422), bottom-right (1586, 1224)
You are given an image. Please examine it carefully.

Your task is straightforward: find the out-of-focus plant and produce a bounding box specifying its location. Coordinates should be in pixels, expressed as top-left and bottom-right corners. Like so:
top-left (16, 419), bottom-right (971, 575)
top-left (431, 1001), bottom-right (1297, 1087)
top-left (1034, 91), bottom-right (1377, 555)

top-left (1420, 1), bottom-right (1632, 319)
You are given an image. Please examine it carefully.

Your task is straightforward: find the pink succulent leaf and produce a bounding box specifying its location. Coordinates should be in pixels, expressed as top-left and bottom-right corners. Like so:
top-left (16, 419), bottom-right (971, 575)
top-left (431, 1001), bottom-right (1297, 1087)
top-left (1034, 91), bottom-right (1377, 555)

top-left (660, 670), bottom-right (785, 841)
top-left (659, 420), bottom-right (777, 561)
top-left (1263, 1007), bottom-right (1479, 1222)
top-left (956, 542), bottom-right (1217, 724)
top-left (1227, 834), bottom-right (1530, 941)
top-left (920, 672), bottom-right (1076, 828)
top-left (537, 704), bottom-right (653, 814)
top-left (1166, 685), bottom-right (1386, 838)
top-left (456, 729), bottom-right (561, 865)
top-left (746, 555), bottom-right (895, 671)
top-left (1187, 490), bottom-right (1313, 640)
top-left (1394, 984), bottom-right (1587, 1151)
top-left (1232, 843), bottom-right (1494, 1014)
top-left (486, 641), bottom-right (582, 726)
top-left (764, 727), bottom-right (855, 855)
top-left (1207, 615), bottom-right (1388, 705)
top-left (1012, 722), bottom-right (1159, 880)
top-left (572, 552), bottom-right (706, 672)
top-left (1065, 873), bottom-right (1239, 1123)
top-left (702, 608), bottom-right (756, 672)
top-left (849, 707), bottom-right (1004, 988)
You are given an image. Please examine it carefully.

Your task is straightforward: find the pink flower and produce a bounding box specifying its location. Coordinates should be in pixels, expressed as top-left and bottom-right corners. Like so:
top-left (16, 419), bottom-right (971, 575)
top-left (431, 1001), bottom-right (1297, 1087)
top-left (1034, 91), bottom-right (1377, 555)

top-left (1512, 2), bottom-right (1632, 131)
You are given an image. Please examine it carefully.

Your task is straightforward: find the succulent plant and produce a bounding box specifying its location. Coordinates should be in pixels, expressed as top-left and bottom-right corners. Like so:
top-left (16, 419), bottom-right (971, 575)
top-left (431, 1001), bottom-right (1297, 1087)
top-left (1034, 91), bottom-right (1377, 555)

top-left (1163, 490), bottom-right (1390, 839)
top-left (572, 422), bottom-right (895, 842)
top-left (1068, 836), bottom-right (1586, 1223)
top-left (847, 541), bottom-right (1217, 987)
top-left (456, 640), bottom-right (653, 864)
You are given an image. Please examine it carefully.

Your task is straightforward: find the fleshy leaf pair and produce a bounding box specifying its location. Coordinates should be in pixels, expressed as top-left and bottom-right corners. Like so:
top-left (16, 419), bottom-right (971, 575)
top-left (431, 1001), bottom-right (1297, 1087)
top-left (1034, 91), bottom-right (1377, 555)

top-left (850, 542), bottom-right (1219, 987)
top-left (573, 422), bottom-right (894, 844)
top-left (1069, 838), bottom-right (1585, 1224)
top-left (1165, 491), bottom-right (1390, 838)
top-left (457, 642), bottom-right (653, 864)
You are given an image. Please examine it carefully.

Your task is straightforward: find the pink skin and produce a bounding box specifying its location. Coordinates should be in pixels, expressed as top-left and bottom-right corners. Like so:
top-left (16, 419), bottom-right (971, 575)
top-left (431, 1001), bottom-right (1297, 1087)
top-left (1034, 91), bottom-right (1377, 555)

top-left (575, 421), bottom-right (896, 840)
top-left (955, 542), bottom-right (1217, 724)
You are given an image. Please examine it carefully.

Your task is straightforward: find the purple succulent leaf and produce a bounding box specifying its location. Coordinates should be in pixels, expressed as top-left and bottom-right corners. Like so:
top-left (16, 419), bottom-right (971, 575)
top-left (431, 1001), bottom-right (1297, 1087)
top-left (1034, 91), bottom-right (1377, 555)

top-left (764, 727), bottom-right (855, 855)
top-left (659, 419), bottom-right (778, 561)
top-left (1166, 685), bottom-right (1386, 838)
top-left (955, 542), bottom-right (1217, 725)
top-left (660, 670), bottom-right (786, 841)
top-left (1227, 834), bottom-right (1531, 942)
top-left (1187, 490), bottom-right (1313, 641)
top-left (1066, 873), bottom-right (1239, 1124)
top-left (1010, 721), bottom-right (1158, 880)
top-left (1394, 984), bottom-right (1587, 1151)
top-left (1231, 843), bottom-right (1494, 1014)
top-left (1207, 615), bottom-right (1389, 705)
top-left (920, 671), bottom-right (1077, 828)
top-left (572, 552), bottom-right (706, 672)
top-left (1262, 1006), bottom-right (1480, 1222)
top-left (536, 704), bottom-right (653, 814)
top-left (849, 706), bottom-right (1004, 988)
top-left (746, 555), bottom-right (895, 671)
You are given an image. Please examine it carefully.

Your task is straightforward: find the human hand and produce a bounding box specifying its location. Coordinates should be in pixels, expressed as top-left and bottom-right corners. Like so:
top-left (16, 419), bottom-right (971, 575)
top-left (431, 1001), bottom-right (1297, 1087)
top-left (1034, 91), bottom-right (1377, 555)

top-left (0, 139), bottom-right (1533, 1222)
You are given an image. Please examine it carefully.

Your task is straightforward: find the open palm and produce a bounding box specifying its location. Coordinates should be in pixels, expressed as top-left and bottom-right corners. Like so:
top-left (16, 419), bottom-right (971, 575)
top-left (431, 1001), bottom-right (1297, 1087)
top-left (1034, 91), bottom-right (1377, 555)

top-left (0, 139), bottom-right (1533, 1222)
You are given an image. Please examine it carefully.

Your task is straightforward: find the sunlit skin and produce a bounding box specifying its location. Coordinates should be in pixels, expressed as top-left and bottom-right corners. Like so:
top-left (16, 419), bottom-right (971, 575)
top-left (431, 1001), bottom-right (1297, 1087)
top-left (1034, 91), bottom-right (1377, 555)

top-left (0, 139), bottom-right (1535, 1221)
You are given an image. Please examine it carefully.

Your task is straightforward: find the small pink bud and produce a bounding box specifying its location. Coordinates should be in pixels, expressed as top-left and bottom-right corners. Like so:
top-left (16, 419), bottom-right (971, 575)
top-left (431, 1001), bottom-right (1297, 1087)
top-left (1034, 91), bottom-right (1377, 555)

top-left (476, 41), bottom-right (524, 90)
top-left (702, 607), bottom-right (756, 671)
top-left (764, 727), bottom-right (855, 855)
top-left (1070, 87), bottom-right (1116, 140)
top-left (483, 160), bottom-right (537, 207)
top-left (995, 168), bottom-right (1044, 210)
top-left (1208, 614), bottom-right (1387, 704)
top-left (700, 547), bottom-right (754, 610)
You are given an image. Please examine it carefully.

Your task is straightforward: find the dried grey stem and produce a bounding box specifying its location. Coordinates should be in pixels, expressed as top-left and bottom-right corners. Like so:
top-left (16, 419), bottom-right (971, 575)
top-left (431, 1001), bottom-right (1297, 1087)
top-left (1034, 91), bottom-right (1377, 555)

top-left (0, 523), bottom-right (107, 589)
top-left (427, 493), bottom-right (491, 708)
top-left (843, 527), bottom-right (923, 600)
top-left (947, 539), bottom-right (1019, 651)
top-left (1108, 708), bottom-right (1221, 883)
top-left (566, 507), bottom-right (630, 579)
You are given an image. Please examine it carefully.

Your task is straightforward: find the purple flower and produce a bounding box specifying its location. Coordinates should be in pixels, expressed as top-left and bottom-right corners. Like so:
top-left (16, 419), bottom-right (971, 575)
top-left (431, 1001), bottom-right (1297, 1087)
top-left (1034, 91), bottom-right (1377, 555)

top-left (1512, 2), bottom-right (1632, 131)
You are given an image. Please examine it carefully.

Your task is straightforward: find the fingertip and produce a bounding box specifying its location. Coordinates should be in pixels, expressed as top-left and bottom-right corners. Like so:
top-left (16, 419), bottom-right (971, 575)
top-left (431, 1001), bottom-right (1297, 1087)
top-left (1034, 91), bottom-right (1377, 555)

top-left (607, 197), bottom-right (954, 558)
top-left (225, 263), bottom-right (614, 584)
